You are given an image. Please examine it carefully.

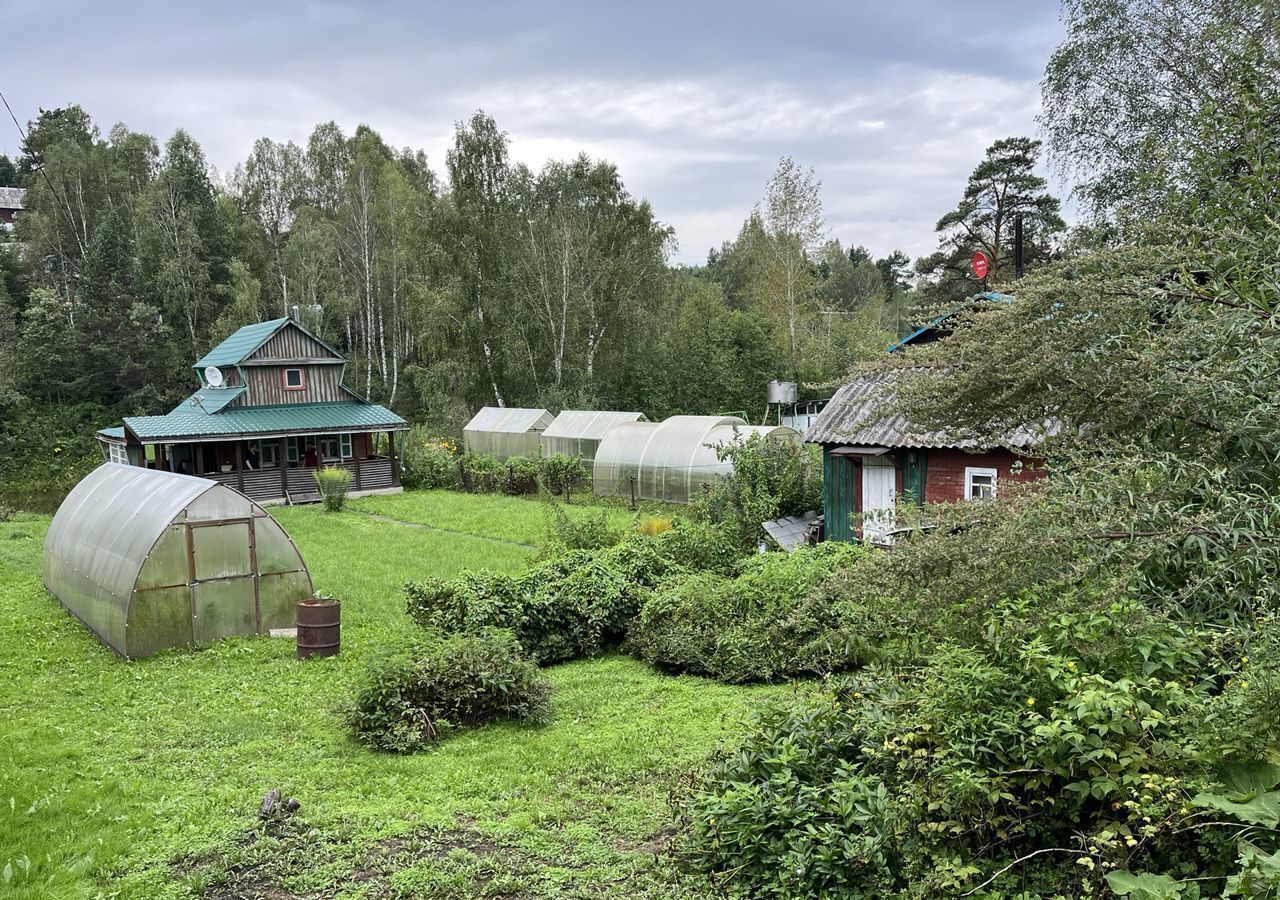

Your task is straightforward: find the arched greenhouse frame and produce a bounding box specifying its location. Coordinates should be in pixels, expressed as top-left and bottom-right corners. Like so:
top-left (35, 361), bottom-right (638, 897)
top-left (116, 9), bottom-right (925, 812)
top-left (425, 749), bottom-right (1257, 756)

top-left (592, 415), bottom-right (799, 504)
top-left (43, 464), bottom-right (313, 658)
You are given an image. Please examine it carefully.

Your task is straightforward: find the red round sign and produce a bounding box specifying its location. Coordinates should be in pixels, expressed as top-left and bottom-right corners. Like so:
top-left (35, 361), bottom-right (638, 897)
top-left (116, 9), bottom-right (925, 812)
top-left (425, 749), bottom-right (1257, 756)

top-left (971, 251), bottom-right (990, 279)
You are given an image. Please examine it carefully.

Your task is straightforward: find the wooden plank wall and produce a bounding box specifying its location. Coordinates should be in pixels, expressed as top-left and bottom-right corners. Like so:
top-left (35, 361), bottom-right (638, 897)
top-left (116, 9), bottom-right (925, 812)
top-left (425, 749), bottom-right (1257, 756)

top-left (822, 448), bottom-right (859, 543)
top-left (237, 365), bottom-right (346, 406)
top-left (250, 324), bottom-right (340, 362)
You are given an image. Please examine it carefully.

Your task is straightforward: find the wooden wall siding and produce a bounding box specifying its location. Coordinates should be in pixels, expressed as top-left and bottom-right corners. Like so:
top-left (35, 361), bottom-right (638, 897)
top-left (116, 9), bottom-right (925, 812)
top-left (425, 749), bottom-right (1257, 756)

top-left (240, 365), bottom-right (346, 406)
top-left (250, 324), bottom-right (342, 363)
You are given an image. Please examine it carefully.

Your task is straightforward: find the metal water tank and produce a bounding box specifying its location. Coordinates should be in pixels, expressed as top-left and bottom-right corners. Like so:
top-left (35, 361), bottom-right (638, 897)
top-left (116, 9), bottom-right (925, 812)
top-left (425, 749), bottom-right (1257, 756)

top-left (767, 380), bottom-right (799, 404)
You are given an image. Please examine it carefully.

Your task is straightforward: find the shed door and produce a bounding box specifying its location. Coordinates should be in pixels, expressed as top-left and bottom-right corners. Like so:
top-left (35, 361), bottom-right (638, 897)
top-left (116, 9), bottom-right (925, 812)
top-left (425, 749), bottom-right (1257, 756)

top-left (861, 456), bottom-right (896, 542)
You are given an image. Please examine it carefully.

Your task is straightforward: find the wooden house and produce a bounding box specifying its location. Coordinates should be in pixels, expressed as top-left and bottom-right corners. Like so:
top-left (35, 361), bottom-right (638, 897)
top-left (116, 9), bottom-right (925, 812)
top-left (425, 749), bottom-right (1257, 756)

top-left (96, 316), bottom-right (408, 503)
top-left (0, 187), bottom-right (24, 229)
top-left (805, 294), bottom-right (1047, 543)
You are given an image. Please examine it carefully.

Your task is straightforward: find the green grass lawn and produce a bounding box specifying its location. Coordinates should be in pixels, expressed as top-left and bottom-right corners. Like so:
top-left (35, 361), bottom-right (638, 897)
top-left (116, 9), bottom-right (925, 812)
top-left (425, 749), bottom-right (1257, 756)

top-left (0, 492), bottom-right (776, 899)
top-left (347, 489), bottom-right (655, 547)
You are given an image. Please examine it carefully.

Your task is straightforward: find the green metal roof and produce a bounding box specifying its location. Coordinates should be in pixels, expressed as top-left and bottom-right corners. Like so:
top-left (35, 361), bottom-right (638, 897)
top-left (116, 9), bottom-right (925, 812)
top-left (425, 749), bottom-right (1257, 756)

top-left (96, 426), bottom-right (125, 440)
top-left (124, 402), bottom-right (408, 442)
top-left (193, 318), bottom-right (290, 369)
top-left (173, 386), bottom-right (246, 415)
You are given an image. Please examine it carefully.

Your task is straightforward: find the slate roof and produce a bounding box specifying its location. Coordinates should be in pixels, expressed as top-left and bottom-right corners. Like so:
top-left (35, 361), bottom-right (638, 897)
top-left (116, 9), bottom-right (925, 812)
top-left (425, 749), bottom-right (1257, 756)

top-left (124, 402), bottom-right (408, 442)
top-left (193, 318), bottom-right (291, 369)
top-left (0, 187), bottom-right (24, 211)
top-left (802, 371), bottom-right (1048, 450)
top-left (762, 511), bottom-right (821, 551)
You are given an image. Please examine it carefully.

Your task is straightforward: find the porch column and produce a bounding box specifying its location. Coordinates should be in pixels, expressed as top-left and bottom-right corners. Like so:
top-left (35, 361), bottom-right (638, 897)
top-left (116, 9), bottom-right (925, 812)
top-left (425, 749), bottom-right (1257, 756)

top-left (279, 437), bottom-right (288, 498)
top-left (353, 437), bottom-right (363, 491)
top-left (234, 442), bottom-right (245, 492)
top-left (388, 431), bottom-right (400, 486)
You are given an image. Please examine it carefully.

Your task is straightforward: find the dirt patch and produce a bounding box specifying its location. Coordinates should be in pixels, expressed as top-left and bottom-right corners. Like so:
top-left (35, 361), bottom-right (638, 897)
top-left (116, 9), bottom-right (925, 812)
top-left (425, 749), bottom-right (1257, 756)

top-left (181, 823), bottom-right (526, 899)
top-left (617, 826), bottom-right (677, 858)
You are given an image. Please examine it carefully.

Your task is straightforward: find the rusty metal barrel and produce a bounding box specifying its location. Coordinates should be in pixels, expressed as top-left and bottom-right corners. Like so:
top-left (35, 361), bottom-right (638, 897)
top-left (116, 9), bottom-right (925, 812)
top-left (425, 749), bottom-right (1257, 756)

top-left (296, 598), bottom-right (340, 659)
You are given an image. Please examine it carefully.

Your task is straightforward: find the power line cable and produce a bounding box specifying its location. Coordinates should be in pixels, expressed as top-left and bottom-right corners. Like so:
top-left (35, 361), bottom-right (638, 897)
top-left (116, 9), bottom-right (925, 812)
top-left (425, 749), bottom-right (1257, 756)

top-left (0, 90), bottom-right (90, 258)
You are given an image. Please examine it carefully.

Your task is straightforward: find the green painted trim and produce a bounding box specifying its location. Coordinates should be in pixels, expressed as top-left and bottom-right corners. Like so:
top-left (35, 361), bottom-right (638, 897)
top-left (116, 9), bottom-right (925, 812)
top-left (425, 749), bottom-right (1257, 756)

top-left (821, 446), bottom-right (858, 543)
top-left (903, 448), bottom-right (928, 507)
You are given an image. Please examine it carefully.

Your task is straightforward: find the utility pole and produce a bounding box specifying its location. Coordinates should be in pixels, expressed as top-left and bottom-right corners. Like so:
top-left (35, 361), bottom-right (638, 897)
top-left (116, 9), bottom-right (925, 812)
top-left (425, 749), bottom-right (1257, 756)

top-left (1014, 214), bottom-right (1024, 280)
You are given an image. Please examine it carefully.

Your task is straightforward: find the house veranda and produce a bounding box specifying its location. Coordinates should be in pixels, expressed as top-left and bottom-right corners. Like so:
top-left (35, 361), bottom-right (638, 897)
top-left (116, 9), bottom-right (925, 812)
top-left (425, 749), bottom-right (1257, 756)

top-left (95, 316), bottom-right (408, 504)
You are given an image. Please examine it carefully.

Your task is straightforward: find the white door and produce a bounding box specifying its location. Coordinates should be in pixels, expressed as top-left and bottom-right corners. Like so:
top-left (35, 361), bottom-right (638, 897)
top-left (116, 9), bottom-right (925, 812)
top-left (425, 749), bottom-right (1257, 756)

top-left (861, 456), bottom-right (896, 542)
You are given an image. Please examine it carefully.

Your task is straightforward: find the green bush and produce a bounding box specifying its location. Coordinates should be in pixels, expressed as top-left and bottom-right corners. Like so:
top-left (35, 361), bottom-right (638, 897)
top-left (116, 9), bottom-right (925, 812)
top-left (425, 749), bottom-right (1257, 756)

top-left (649, 518), bottom-right (744, 576)
top-left (406, 549), bottom-right (647, 665)
top-left (672, 602), bottom-right (1280, 898)
top-left (628, 542), bottom-right (867, 683)
top-left (459, 453), bottom-right (505, 493)
top-left (400, 427), bottom-right (461, 490)
top-left (693, 433), bottom-right (822, 550)
top-left (0, 400), bottom-right (104, 513)
top-left (503, 455), bottom-right (540, 495)
top-left (544, 502), bottom-right (624, 551)
top-left (314, 466), bottom-right (353, 511)
top-left (345, 629), bottom-right (552, 753)
top-left (539, 453), bottom-right (590, 498)
top-left (405, 525), bottom-right (727, 665)
top-left (457, 454), bottom-right (544, 495)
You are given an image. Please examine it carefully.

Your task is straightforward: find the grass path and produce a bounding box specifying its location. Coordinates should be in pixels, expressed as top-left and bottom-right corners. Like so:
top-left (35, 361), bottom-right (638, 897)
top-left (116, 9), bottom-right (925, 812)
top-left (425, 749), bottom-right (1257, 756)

top-left (0, 492), bottom-right (774, 899)
top-left (354, 510), bottom-right (539, 549)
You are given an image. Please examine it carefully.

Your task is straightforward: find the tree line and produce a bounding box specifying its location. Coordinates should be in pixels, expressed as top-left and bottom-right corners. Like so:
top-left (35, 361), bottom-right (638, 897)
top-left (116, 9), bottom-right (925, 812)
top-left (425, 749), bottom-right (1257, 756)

top-left (0, 79), bottom-right (1072, 502)
top-left (0, 109), bottom-right (940, 425)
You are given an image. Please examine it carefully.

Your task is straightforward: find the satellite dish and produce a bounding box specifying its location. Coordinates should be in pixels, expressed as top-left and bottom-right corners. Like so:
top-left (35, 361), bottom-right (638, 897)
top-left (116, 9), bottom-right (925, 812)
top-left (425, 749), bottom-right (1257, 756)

top-left (204, 366), bottom-right (224, 388)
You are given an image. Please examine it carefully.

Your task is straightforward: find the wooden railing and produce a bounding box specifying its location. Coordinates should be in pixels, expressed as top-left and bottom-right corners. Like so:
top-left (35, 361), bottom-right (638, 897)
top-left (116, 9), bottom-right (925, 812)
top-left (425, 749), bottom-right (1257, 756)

top-left (204, 456), bottom-right (397, 501)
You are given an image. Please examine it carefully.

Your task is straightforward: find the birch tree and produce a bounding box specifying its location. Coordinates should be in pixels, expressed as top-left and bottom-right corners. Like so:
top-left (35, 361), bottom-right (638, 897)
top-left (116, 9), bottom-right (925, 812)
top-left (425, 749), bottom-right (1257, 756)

top-left (236, 137), bottom-right (304, 313)
top-left (444, 112), bottom-right (514, 407)
top-left (757, 157), bottom-right (824, 370)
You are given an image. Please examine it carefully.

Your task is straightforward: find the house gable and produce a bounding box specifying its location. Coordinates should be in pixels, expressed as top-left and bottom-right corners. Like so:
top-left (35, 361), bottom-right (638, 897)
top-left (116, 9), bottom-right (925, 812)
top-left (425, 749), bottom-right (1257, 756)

top-left (243, 322), bottom-right (345, 365)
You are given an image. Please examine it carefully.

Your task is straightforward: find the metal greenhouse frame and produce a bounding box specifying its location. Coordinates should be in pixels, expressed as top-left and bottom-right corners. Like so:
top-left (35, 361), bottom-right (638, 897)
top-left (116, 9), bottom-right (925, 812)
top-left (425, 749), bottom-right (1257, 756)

top-left (43, 464), bottom-right (313, 659)
top-left (539, 410), bottom-right (648, 462)
top-left (462, 407), bottom-right (554, 461)
top-left (592, 415), bottom-right (800, 504)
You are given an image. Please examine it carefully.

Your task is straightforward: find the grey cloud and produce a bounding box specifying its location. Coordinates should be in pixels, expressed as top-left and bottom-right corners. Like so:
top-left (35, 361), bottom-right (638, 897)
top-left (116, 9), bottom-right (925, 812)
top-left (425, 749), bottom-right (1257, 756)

top-left (4, 1), bottom-right (1069, 263)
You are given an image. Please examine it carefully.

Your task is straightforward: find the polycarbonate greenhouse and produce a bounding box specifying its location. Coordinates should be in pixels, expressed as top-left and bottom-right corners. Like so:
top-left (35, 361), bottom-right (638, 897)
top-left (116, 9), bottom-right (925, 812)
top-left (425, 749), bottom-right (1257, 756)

top-left (43, 464), bottom-right (313, 659)
top-left (539, 410), bottom-right (647, 462)
top-left (593, 415), bottom-right (800, 504)
top-left (463, 407), bottom-right (554, 461)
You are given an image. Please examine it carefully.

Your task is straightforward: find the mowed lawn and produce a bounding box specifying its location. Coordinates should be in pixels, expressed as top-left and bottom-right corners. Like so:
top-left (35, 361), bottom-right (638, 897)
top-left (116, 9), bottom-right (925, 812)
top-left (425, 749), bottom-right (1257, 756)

top-left (0, 492), bottom-right (778, 899)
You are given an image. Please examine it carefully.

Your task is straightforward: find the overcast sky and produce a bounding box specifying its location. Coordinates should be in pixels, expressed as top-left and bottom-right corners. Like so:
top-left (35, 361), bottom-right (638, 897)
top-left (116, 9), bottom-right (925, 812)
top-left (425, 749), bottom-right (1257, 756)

top-left (3, 1), bottom-right (1068, 264)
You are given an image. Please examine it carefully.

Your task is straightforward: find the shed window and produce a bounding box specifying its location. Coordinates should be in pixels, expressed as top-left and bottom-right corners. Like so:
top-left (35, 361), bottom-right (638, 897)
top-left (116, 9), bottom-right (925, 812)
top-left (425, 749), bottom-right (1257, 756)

top-left (282, 368), bottom-right (305, 391)
top-left (965, 467), bottom-right (998, 501)
top-left (108, 443), bottom-right (128, 465)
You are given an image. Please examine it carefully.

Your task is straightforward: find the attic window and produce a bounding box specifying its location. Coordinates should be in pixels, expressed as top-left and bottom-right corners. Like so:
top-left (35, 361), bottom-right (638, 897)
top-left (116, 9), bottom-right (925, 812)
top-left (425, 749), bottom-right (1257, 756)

top-left (282, 368), bottom-right (305, 391)
top-left (965, 467), bottom-right (998, 501)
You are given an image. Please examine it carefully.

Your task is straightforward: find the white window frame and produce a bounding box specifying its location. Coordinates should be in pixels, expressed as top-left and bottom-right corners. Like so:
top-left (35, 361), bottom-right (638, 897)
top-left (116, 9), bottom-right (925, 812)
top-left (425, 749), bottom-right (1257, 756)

top-left (964, 466), bottom-right (998, 501)
top-left (318, 434), bottom-right (353, 461)
top-left (253, 440), bottom-right (280, 468)
top-left (108, 442), bottom-right (128, 465)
